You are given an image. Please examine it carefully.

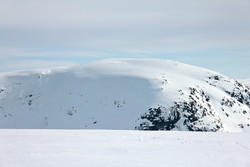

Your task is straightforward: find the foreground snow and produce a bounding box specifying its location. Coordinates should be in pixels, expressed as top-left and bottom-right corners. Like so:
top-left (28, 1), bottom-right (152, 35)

top-left (0, 130), bottom-right (250, 167)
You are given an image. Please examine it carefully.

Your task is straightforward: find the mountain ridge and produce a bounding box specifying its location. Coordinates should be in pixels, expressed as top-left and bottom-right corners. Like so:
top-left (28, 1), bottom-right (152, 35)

top-left (0, 59), bottom-right (250, 132)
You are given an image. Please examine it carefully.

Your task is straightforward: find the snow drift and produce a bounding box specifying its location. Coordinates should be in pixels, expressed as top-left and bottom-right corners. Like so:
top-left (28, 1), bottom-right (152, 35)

top-left (0, 59), bottom-right (250, 132)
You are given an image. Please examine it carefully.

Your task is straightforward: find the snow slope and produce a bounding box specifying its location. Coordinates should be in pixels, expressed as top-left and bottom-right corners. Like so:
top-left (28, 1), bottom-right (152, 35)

top-left (240, 79), bottom-right (250, 87)
top-left (1, 129), bottom-right (250, 167)
top-left (0, 59), bottom-right (250, 132)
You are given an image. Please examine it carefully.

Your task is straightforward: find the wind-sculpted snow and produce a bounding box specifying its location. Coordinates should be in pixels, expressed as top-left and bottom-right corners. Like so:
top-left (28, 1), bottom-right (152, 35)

top-left (0, 59), bottom-right (250, 132)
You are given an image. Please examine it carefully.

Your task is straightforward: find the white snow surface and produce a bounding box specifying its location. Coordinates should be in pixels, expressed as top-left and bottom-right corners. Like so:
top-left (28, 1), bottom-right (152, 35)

top-left (0, 129), bottom-right (250, 167)
top-left (240, 79), bottom-right (250, 87)
top-left (0, 59), bottom-right (250, 131)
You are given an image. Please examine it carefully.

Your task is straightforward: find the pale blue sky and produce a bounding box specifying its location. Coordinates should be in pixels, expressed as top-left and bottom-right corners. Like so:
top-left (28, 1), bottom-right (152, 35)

top-left (0, 0), bottom-right (249, 78)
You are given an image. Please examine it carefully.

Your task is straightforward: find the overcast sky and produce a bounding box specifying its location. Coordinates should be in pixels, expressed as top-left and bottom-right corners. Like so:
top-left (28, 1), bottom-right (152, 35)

top-left (0, 0), bottom-right (249, 78)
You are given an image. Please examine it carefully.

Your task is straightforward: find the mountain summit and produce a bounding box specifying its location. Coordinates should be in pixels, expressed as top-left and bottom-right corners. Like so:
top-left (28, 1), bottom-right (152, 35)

top-left (0, 59), bottom-right (250, 132)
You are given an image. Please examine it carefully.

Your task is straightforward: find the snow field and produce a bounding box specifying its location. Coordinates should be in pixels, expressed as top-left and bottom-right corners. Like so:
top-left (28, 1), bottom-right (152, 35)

top-left (0, 130), bottom-right (250, 167)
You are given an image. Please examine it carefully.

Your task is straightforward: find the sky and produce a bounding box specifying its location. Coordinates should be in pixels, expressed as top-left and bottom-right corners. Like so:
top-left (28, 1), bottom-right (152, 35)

top-left (0, 0), bottom-right (249, 78)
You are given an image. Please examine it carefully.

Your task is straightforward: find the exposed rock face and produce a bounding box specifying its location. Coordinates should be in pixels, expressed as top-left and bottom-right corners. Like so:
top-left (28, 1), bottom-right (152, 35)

top-left (137, 85), bottom-right (223, 131)
top-left (136, 75), bottom-right (250, 132)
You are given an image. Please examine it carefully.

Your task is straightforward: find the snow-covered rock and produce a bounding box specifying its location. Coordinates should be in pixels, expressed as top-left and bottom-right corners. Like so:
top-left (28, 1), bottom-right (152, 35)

top-left (0, 59), bottom-right (250, 132)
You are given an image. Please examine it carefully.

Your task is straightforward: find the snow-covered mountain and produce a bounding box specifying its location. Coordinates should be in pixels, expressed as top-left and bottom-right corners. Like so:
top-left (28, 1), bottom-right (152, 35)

top-left (240, 79), bottom-right (250, 88)
top-left (0, 59), bottom-right (250, 132)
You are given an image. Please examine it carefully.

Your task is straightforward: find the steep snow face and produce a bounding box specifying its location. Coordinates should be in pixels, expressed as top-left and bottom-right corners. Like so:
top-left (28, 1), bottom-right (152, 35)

top-left (0, 59), bottom-right (250, 132)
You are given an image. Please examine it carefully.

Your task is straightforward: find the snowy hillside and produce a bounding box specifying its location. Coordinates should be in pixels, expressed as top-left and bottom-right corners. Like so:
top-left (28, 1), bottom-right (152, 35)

top-left (1, 130), bottom-right (250, 167)
top-left (240, 79), bottom-right (250, 87)
top-left (0, 59), bottom-right (250, 132)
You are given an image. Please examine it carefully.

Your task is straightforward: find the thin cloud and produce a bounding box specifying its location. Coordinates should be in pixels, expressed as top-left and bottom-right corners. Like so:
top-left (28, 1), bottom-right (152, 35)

top-left (0, 0), bottom-right (249, 78)
top-left (0, 59), bottom-right (77, 72)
